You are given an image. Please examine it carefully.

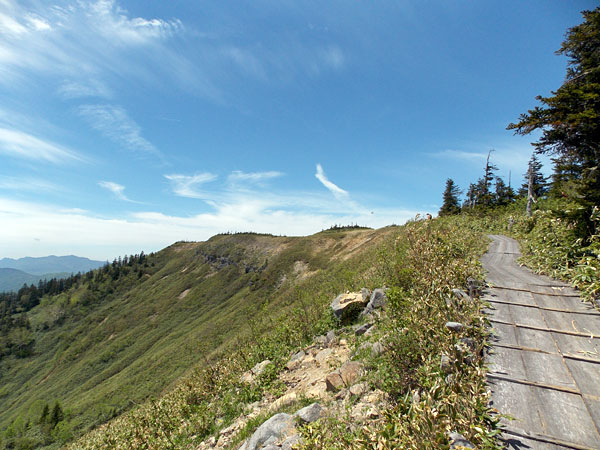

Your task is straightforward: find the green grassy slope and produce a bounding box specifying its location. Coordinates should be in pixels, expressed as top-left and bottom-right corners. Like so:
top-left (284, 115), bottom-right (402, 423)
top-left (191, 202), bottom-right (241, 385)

top-left (0, 227), bottom-right (395, 448)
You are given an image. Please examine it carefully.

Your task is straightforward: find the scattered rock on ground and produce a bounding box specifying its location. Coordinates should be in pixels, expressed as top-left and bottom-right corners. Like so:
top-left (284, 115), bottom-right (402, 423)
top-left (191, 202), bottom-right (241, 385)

top-left (326, 330), bottom-right (336, 346)
top-left (325, 371), bottom-right (345, 392)
top-left (363, 288), bottom-right (387, 313)
top-left (445, 321), bottom-right (464, 332)
top-left (448, 431), bottom-right (475, 449)
top-left (294, 403), bottom-right (323, 423)
top-left (354, 323), bottom-right (373, 336)
top-left (441, 354), bottom-right (452, 373)
top-left (339, 361), bottom-right (364, 386)
top-left (244, 413), bottom-right (296, 450)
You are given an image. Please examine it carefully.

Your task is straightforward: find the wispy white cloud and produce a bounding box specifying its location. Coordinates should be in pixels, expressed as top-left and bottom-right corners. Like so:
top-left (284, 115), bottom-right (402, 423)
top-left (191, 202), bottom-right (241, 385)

top-left (25, 15), bottom-right (51, 31)
top-left (432, 146), bottom-right (537, 176)
top-left (0, 127), bottom-right (83, 163)
top-left (98, 180), bottom-right (139, 203)
top-left (0, 195), bottom-right (420, 260)
top-left (315, 163), bottom-right (348, 199)
top-left (0, 0), bottom-right (184, 82)
top-left (58, 80), bottom-right (112, 99)
top-left (164, 173), bottom-right (218, 199)
top-left (1, 0), bottom-right (348, 106)
top-left (227, 170), bottom-right (283, 184)
top-left (0, 176), bottom-right (60, 192)
top-left (436, 149), bottom-right (487, 162)
top-left (78, 104), bottom-right (160, 158)
top-left (223, 47), bottom-right (267, 80)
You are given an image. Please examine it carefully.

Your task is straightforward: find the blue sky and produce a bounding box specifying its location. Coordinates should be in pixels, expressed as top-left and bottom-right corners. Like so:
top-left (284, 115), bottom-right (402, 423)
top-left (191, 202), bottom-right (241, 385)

top-left (0, 1), bottom-right (594, 260)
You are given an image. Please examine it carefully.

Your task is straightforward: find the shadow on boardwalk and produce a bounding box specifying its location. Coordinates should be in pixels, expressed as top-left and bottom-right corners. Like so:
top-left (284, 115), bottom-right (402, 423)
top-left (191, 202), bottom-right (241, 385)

top-left (483, 235), bottom-right (600, 450)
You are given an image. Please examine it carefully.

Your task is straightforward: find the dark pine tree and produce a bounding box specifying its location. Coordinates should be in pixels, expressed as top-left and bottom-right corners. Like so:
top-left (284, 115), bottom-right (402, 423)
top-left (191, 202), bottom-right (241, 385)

top-left (494, 177), bottom-right (515, 205)
top-left (50, 401), bottom-right (64, 428)
top-left (439, 179), bottom-right (462, 216)
top-left (39, 403), bottom-right (49, 424)
top-left (508, 8), bottom-right (600, 211)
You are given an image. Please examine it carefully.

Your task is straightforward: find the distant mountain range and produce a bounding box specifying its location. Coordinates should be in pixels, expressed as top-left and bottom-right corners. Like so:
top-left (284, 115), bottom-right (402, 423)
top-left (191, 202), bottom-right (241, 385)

top-left (0, 268), bottom-right (71, 292)
top-left (0, 255), bottom-right (106, 275)
top-left (0, 255), bottom-right (106, 292)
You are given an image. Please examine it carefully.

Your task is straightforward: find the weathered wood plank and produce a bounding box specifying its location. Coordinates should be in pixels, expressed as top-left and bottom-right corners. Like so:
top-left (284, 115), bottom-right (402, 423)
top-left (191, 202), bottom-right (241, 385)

top-left (483, 235), bottom-right (600, 448)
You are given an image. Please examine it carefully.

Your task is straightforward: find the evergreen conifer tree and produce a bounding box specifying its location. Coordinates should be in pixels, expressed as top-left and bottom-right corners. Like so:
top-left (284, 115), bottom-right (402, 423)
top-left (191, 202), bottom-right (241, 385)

top-left (439, 179), bottom-right (461, 216)
top-left (508, 8), bottom-right (600, 209)
top-left (39, 403), bottom-right (49, 424)
top-left (50, 402), bottom-right (63, 428)
top-left (494, 177), bottom-right (515, 205)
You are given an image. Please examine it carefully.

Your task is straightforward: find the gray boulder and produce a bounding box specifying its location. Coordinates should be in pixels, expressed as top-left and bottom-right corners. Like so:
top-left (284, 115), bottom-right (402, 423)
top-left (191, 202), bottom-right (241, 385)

top-left (246, 413), bottom-right (296, 450)
top-left (365, 288), bottom-right (387, 311)
top-left (261, 445), bottom-right (279, 450)
top-left (449, 431), bottom-right (475, 449)
top-left (445, 322), bottom-right (464, 332)
top-left (281, 434), bottom-right (302, 450)
top-left (294, 403), bottom-right (323, 423)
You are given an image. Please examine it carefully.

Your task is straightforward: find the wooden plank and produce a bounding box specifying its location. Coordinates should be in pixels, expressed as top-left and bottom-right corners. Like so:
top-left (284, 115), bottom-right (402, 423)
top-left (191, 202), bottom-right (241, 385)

top-left (536, 387), bottom-right (600, 448)
top-left (488, 298), bottom-right (600, 315)
top-left (487, 373), bottom-right (580, 395)
top-left (489, 284), bottom-right (580, 297)
top-left (489, 319), bottom-right (600, 339)
top-left (502, 427), bottom-right (598, 450)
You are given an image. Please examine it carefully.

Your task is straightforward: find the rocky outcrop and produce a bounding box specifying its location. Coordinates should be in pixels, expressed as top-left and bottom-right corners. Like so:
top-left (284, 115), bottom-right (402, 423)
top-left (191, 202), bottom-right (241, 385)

top-left (201, 288), bottom-right (395, 450)
top-left (238, 403), bottom-right (324, 450)
top-left (330, 290), bottom-right (370, 323)
top-left (240, 413), bottom-right (296, 450)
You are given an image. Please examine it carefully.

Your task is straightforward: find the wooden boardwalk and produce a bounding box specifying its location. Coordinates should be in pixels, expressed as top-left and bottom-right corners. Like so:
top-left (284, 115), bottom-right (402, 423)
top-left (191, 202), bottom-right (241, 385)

top-left (482, 235), bottom-right (600, 450)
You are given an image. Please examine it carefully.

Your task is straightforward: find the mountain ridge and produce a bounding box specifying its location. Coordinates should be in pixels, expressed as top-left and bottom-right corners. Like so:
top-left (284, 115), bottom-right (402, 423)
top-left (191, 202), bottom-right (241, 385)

top-left (0, 255), bottom-right (105, 276)
top-left (0, 268), bottom-right (72, 293)
top-left (0, 227), bottom-right (392, 448)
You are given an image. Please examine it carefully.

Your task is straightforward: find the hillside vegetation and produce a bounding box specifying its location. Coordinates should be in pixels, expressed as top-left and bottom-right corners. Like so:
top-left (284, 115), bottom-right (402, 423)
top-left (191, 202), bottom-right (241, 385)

top-left (61, 216), bottom-right (500, 450)
top-left (3, 198), bottom-right (598, 450)
top-left (1, 227), bottom-right (402, 449)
